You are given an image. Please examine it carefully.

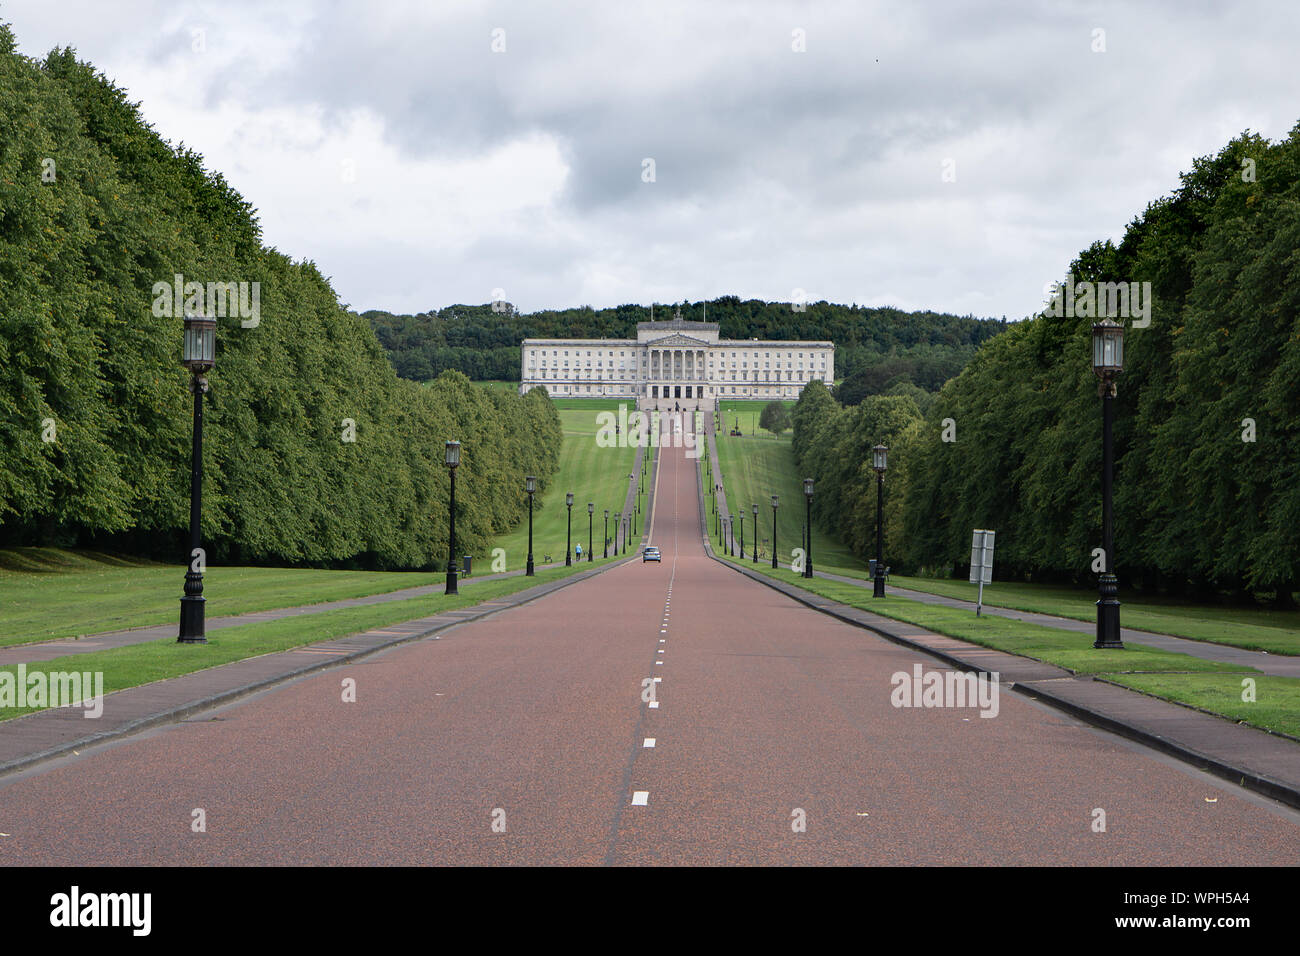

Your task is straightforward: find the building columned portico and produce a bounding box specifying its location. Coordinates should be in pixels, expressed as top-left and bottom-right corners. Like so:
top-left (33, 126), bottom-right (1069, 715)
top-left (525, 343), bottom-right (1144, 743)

top-left (519, 309), bottom-right (834, 411)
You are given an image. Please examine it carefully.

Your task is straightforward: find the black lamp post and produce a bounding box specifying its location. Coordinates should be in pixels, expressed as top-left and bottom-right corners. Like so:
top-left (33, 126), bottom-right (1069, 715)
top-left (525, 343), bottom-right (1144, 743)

top-left (444, 441), bottom-right (461, 595)
top-left (803, 477), bottom-right (814, 578)
top-left (178, 313), bottom-right (215, 644)
top-left (525, 475), bottom-right (536, 576)
top-left (771, 494), bottom-right (779, 569)
top-left (738, 504), bottom-right (744, 558)
top-left (872, 444), bottom-right (888, 598)
top-left (614, 511), bottom-right (621, 555)
top-left (630, 473), bottom-right (637, 532)
top-left (587, 502), bottom-right (594, 561)
top-left (603, 509), bottom-right (609, 558)
top-left (1092, 318), bottom-right (1125, 649)
top-left (623, 516), bottom-right (629, 554)
top-left (566, 492), bottom-right (574, 566)
top-left (752, 503), bottom-right (759, 564)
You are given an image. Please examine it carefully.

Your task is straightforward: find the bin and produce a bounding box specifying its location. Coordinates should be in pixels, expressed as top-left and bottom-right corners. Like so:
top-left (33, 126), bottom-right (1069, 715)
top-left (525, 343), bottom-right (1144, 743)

top-left (462, 555), bottom-right (472, 576)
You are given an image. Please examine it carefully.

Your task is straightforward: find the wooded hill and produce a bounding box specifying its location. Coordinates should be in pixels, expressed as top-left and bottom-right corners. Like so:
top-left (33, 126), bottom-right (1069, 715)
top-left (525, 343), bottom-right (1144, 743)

top-left (794, 126), bottom-right (1300, 601)
top-left (364, 299), bottom-right (1006, 401)
top-left (0, 29), bottom-right (560, 569)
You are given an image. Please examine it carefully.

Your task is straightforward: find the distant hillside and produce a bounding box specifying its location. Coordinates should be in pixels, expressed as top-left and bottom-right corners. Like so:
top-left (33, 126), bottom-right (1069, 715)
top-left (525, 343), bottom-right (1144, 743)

top-left (363, 299), bottom-right (1007, 401)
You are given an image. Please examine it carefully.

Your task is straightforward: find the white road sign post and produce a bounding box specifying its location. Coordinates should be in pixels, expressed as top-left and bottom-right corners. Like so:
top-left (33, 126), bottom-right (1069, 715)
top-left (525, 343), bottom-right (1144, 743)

top-left (970, 529), bottom-right (995, 616)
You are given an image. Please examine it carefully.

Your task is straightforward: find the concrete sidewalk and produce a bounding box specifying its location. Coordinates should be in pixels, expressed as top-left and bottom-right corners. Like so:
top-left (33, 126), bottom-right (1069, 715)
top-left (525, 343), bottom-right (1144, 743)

top-left (698, 430), bottom-right (1300, 813)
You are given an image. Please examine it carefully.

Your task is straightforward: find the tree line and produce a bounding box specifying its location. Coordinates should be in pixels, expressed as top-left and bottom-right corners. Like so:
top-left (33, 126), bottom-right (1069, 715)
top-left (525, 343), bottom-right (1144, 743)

top-left (794, 126), bottom-right (1300, 603)
top-left (0, 31), bottom-right (561, 570)
top-left (364, 300), bottom-right (1006, 392)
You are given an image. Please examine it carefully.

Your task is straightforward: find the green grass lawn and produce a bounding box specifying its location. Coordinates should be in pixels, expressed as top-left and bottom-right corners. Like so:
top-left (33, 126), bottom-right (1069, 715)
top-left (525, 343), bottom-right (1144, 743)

top-left (710, 426), bottom-right (857, 570)
top-left (492, 400), bottom-right (645, 565)
top-left (1102, 673), bottom-right (1300, 740)
top-left (875, 574), bottom-right (1300, 656)
top-left (0, 563), bottom-right (588, 722)
top-left (723, 559), bottom-right (1300, 738)
top-left (715, 399), bottom-right (795, 440)
top-left (0, 548), bottom-right (439, 648)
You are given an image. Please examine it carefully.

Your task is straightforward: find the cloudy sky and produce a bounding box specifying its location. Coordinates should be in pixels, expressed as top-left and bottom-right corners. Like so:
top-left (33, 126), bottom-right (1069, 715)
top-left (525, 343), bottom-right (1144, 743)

top-left (5, 0), bottom-right (1299, 318)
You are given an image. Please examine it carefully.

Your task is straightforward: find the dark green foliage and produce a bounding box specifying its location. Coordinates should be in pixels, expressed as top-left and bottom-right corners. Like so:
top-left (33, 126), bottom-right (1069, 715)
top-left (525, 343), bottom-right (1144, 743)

top-left (365, 300), bottom-right (1004, 384)
top-left (0, 31), bottom-right (561, 569)
top-left (895, 127), bottom-right (1298, 598)
top-left (759, 401), bottom-right (791, 437)
top-left (790, 385), bottom-right (924, 569)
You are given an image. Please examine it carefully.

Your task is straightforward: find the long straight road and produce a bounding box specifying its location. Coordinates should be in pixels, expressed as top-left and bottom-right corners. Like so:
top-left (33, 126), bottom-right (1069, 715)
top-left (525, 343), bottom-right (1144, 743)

top-left (2, 417), bottom-right (1298, 865)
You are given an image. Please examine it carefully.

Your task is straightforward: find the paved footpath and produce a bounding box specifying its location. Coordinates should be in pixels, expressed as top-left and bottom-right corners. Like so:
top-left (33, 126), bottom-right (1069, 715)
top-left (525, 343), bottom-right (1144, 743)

top-left (1, 422), bottom-right (1297, 864)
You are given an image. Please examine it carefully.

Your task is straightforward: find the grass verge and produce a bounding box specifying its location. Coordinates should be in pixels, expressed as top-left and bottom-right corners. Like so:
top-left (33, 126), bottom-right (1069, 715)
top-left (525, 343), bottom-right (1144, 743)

top-left (0, 549), bottom-right (439, 648)
top-left (1102, 674), bottom-right (1300, 740)
top-left (0, 563), bottom-right (587, 722)
top-left (492, 402), bottom-right (645, 563)
top-left (879, 574), bottom-right (1300, 656)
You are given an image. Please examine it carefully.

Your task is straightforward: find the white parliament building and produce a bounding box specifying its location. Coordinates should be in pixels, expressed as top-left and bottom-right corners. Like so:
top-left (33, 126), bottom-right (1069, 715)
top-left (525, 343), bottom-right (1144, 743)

top-left (519, 309), bottom-right (834, 411)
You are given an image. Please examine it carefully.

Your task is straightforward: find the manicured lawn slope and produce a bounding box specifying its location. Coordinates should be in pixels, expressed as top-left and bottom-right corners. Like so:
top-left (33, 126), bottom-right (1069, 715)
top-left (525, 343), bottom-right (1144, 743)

top-left (492, 401), bottom-right (644, 565)
top-left (0, 549), bottom-right (437, 647)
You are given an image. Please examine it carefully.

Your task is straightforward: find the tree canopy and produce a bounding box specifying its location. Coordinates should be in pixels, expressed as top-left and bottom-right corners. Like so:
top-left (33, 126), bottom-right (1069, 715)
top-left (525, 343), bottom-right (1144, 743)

top-left (793, 125), bottom-right (1300, 601)
top-left (0, 30), bottom-right (561, 569)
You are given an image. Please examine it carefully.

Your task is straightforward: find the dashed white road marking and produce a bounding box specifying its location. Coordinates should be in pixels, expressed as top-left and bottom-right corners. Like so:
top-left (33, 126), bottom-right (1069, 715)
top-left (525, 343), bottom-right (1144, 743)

top-left (631, 791), bottom-right (649, 806)
top-left (643, 738), bottom-right (656, 748)
top-left (657, 649), bottom-right (664, 654)
top-left (649, 701), bottom-right (660, 709)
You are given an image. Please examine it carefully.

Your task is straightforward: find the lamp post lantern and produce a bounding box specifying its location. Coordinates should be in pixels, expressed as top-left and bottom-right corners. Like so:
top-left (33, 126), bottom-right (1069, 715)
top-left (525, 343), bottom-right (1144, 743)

top-left (1092, 318), bottom-right (1125, 648)
top-left (771, 495), bottom-right (779, 569)
top-left (178, 313), bottom-right (216, 643)
top-left (443, 441), bottom-right (461, 595)
top-left (525, 475), bottom-right (537, 576)
top-left (803, 478), bottom-right (814, 578)
top-left (872, 444), bottom-right (888, 598)
top-left (587, 502), bottom-right (594, 562)
top-left (566, 492), bottom-right (574, 566)
top-left (752, 503), bottom-right (759, 564)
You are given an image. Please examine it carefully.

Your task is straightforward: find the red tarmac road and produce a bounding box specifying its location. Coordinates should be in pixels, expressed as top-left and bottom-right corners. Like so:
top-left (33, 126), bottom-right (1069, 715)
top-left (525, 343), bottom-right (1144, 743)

top-left (1, 425), bottom-right (1298, 865)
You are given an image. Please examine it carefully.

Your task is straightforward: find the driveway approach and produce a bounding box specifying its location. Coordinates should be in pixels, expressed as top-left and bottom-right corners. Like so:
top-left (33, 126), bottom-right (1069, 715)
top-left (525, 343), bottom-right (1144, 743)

top-left (2, 423), bottom-right (1297, 865)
